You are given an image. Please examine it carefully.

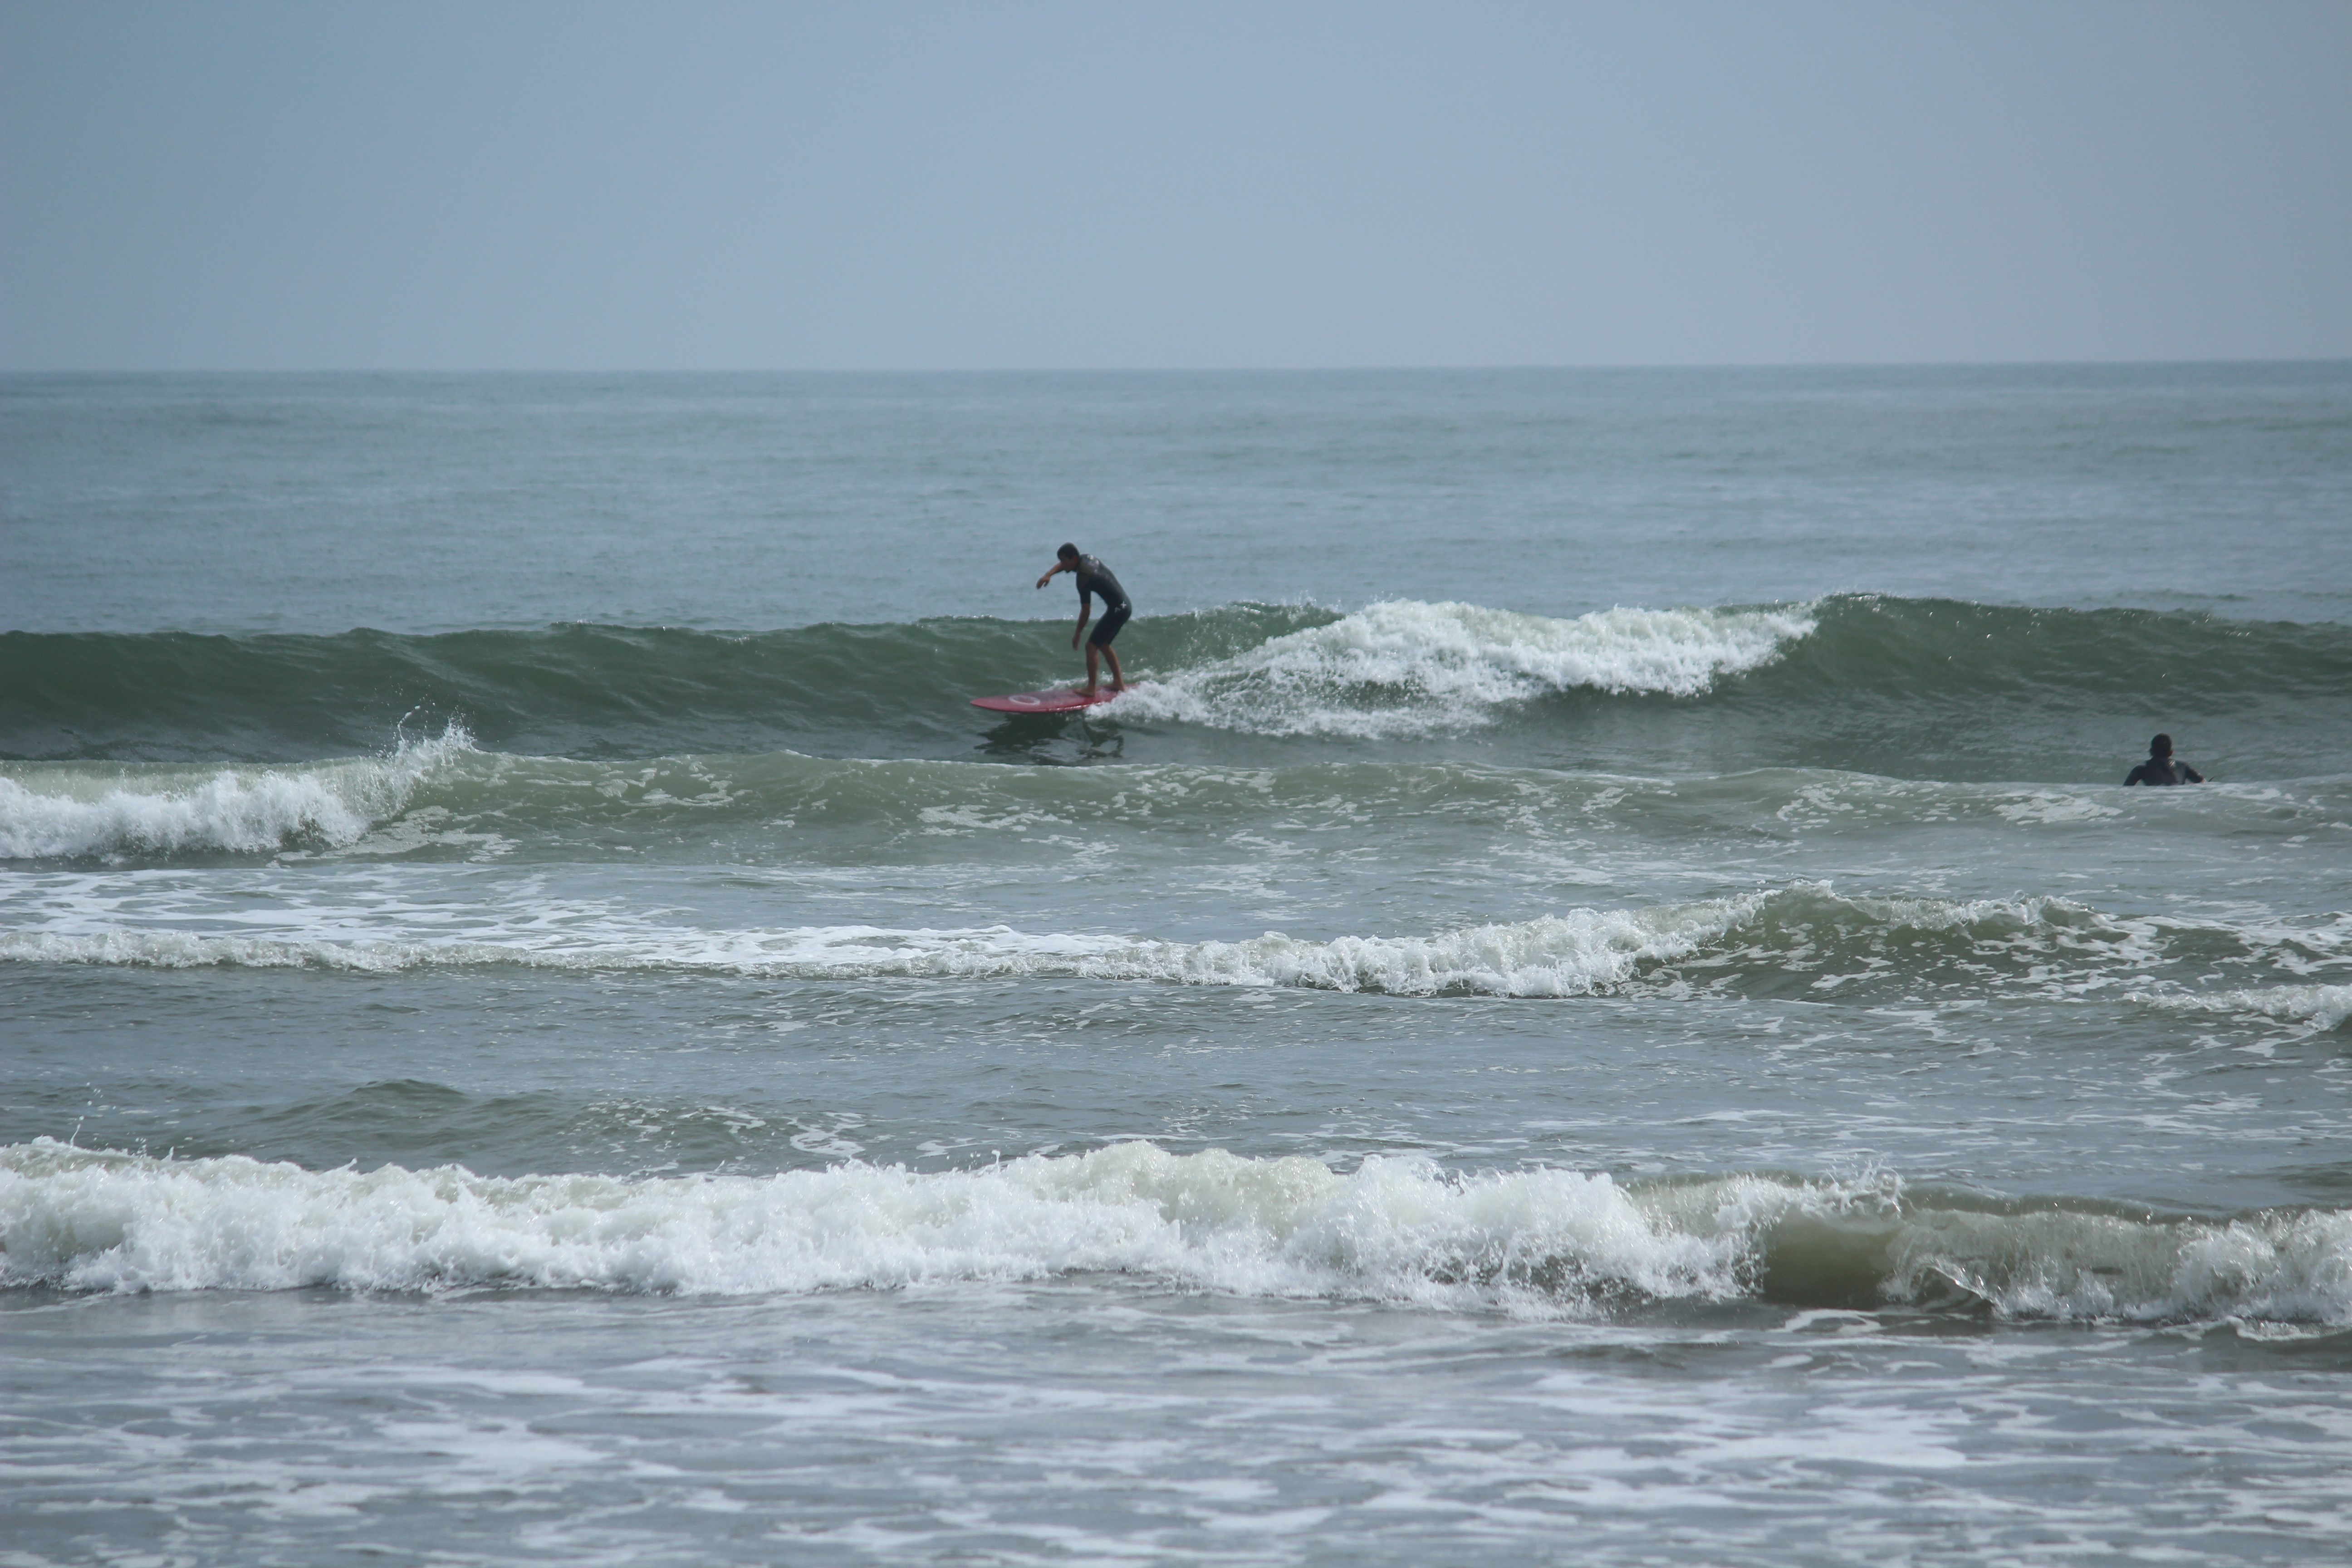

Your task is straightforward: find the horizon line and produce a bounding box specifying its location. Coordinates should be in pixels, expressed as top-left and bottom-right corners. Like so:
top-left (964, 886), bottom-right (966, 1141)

top-left (5, 355), bottom-right (2350, 377)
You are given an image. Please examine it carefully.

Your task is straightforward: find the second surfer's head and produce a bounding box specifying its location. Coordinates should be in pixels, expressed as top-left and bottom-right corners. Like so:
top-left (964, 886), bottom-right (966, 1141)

top-left (1057, 543), bottom-right (1080, 564)
top-left (2150, 733), bottom-right (2174, 758)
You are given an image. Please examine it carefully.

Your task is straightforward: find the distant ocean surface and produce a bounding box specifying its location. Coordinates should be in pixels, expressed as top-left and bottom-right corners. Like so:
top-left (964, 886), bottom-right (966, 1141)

top-left (5, 367), bottom-right (2350, 1566)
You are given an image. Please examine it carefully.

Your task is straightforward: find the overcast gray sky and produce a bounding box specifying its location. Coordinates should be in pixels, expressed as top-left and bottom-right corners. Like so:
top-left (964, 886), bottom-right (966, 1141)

top-left (4, 0), bottom-right (2347, 370)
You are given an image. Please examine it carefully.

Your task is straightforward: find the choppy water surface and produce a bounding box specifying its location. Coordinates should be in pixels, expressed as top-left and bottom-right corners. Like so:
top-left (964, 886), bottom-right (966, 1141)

top-left (5, 368), bottom-right (2351, 1566)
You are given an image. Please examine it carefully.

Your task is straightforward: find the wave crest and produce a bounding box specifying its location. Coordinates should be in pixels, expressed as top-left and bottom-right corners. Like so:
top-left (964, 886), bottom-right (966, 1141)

top-left (1113, 600), bottom-right (1816, 736)
top-left (0, 725), bottom-right (471, 860)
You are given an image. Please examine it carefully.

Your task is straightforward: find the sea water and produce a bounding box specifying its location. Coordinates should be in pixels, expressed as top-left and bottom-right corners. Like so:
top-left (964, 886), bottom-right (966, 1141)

top-left (4, 367), bottom-right (2350, 1565)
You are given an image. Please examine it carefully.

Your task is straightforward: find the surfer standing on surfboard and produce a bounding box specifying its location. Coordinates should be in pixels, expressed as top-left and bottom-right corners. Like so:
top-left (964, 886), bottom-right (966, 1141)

top-left (1035, 543), bottom-right (1131, 696)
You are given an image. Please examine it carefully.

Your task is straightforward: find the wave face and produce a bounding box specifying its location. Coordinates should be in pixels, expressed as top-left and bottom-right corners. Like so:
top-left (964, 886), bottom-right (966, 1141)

top-left (6, 1139), bottom-right (2345, 1324)
top-left (7, 596), bottom-right (2347, 778)
top-left (0, 606), bottom-right (1322, 763)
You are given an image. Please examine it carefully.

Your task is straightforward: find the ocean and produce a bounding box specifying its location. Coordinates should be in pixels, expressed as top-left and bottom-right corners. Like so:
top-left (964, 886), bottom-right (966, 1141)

top-left (4, 365), bottom-right (2350, 1565)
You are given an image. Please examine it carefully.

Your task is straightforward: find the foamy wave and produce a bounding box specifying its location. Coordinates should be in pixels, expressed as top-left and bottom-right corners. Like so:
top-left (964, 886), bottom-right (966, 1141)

top-left (1113, 600), bottom-right (1816, 736)
top-left (1651, 1175), bottom-right (2352, 1324)
top-left (6, 1140), bottom-right (2345, 1323)
top-left (0, 900), bottom-right (1752, 995)
top-left (1884, 1201), bottom-right (2352, 1323)
top-left (7, 883), bottom-right (2333, 1002)
top-left (0, 1141), bottom-right (1740, 1305)
top-left (2132, 983), bottom-right (2352, 1034)
top-left (0, 726), bottom-right (472, 860)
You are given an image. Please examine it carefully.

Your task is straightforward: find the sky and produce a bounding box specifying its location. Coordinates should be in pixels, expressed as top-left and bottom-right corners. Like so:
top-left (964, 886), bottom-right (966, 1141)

top-left (4, 0), bottom-right (2348, 371)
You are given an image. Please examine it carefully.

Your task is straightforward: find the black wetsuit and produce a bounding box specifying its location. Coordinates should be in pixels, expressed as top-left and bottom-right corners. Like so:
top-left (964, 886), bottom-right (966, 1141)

top-left (2124, 755), bottom-right (2204, 785)
top-left (1075, 555), bottom-right (1132, 646)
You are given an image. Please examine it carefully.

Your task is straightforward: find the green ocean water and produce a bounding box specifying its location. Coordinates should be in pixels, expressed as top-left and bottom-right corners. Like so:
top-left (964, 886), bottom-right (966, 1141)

top-left (4, 367), bottom-right (2351, 1567)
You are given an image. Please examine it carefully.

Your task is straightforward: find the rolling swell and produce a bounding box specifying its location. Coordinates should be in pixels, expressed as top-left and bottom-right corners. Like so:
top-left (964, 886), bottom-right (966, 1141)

top-left (0, 605), bottom-right (1323, 763)
top-left (4, 597), bottom-right (2347, 779)
top-left (1709, 597), bottom-right (2352, 781)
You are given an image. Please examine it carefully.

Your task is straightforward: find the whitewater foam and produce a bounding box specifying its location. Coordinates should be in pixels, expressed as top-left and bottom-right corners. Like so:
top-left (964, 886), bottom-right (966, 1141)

top-left (0, 1140), bottom-right (1737, 1306)
top-left (0, 899), bottom-right (1752, 995)
top-left (1112, 600), bottom-right (1816, 737)
top-left (5, 882), bottom-right (2335, 1003)
top-left (0, 725), bottom-right (472, 860)
top-left (6, 1140), bottom-right (2344, 1323)
top-left (2133, 983), bottom-right (2352, 1034)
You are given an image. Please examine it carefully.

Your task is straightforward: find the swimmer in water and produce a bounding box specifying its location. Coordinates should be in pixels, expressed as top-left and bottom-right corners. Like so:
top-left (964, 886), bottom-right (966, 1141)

top-left (1035, 543), bottom-right (1130, 696)
top-left (2124, 733), bottom-right (2204, 786)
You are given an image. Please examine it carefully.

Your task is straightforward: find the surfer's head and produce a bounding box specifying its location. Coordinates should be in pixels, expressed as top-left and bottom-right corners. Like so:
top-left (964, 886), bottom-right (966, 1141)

top-left (1057, 543), bottom-right (1079, 563)
top-left (2150, 733), bottom-right (2173, 758)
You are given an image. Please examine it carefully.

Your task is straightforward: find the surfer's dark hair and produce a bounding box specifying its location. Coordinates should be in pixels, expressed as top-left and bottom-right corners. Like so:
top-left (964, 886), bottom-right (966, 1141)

top-left (1057, 543), bottom-right (1079, 560)
top-left (2151, 733), bottom-right (2173, 756)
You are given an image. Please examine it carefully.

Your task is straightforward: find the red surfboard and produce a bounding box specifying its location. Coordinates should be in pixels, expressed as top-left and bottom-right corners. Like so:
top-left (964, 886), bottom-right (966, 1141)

top-left (970, 687), bottom-right (1123, 714)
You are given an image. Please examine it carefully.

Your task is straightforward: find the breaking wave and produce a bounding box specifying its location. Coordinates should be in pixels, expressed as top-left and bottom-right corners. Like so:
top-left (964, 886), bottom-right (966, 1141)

top-left (0, 905), bottom-right (1732, 995)
top-left (9, 596), bottom-right (2346, 770)
top-left (0, 725), bottom-right (471, 859)
top-left (5, 1139), bottom-right (2346, 1324)
top-left (1103, 600), bottom-right (1815, 737)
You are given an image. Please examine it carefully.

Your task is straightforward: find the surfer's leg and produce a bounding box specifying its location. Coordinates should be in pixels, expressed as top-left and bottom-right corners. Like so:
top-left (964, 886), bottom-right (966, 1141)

top-left (1088, 605), bottom-right (1130, 691)
top-left (1083, 644), bottom-right (1101, 695)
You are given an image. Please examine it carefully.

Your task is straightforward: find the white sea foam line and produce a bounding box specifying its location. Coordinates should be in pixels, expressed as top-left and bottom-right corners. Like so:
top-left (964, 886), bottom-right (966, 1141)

top-left (0, 726), bottom-right (475, 859)
top-left (1991, 793), bottom-right (2121, 825)
top-left (5, 1141), bottom-right (2347, 1323)
top-left (0, 899), bottom-right (1754, 995)
top-left (2129, 983), bottom-right (2352, 1032)
top-left (5, 881), bottom-right (2336, 995)
top-left (1110, 600), bottom-right (1818, 737)
top-left (0, 1141), bottom-right (1736, 1303)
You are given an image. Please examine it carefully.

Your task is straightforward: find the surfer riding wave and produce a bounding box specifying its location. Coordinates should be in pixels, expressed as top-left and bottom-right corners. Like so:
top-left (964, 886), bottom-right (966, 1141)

top-left (1036, 544), bottom-right (1131, 696)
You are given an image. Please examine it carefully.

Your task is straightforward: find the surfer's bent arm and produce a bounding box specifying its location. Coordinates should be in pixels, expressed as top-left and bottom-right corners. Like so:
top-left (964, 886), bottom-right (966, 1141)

top-left (1035, 560), bottom-right (1073, 590)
